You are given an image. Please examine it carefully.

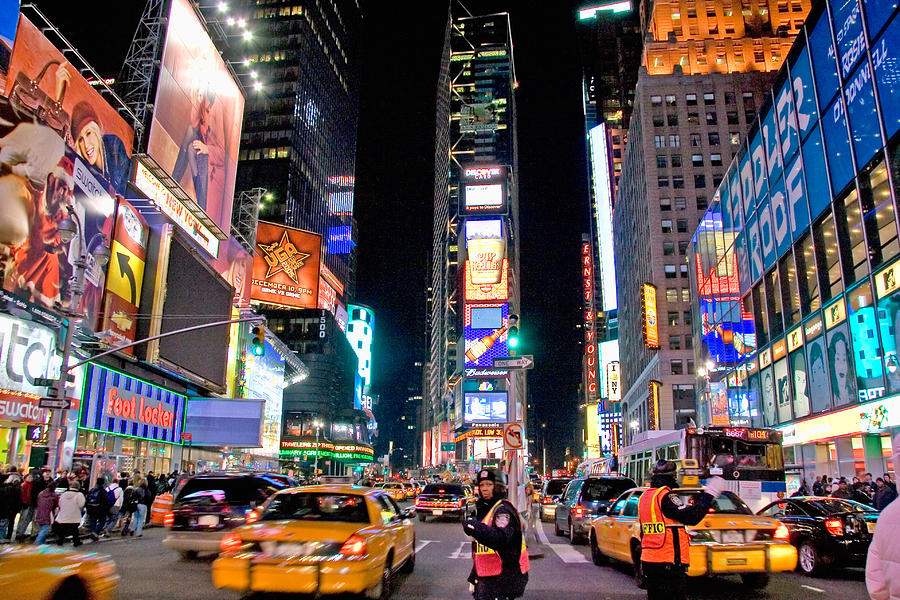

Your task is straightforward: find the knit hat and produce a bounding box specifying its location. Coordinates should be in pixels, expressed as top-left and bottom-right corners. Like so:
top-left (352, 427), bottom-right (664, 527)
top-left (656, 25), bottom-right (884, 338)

top-left (70, 101), bottom-right (102, 140)
top-left (476, 468), bottom-right (497, 484)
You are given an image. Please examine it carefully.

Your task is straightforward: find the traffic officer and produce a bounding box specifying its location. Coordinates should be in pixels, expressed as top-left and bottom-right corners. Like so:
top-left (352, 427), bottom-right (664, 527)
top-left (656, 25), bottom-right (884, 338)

top-left (462, 468), bottom-right (529, 600)
top-left (638, 460), bottom-right (726, 600)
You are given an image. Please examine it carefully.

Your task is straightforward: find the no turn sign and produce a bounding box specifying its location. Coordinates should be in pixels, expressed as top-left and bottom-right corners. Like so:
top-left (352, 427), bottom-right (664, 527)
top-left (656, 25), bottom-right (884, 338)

top-left (503, 422), bottom-right (524, 450)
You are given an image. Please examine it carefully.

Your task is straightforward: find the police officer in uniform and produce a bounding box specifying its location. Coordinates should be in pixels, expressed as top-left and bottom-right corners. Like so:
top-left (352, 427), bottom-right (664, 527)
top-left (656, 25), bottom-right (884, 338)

top-left (462, 468), bottom-right (529, 600)
top-left (638, 460), bottom-right (727, 600)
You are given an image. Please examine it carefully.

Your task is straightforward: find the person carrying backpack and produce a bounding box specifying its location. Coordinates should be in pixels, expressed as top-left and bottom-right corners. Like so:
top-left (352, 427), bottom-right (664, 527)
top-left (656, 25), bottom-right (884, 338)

top-left (0, 467), bottom-right (23, 542)
top-left (120, 486), bottom-right (138, 536)
top-left (105, 478), bottom-right (124, 535)
top-left (85, 477), bottom-right (109, 541)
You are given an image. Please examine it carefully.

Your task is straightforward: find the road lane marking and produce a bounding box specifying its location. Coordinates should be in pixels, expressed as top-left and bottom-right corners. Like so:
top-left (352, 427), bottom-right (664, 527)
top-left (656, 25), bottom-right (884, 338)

top-left (416, 539), bottom-right (436, 552)
top-left (535, 521), bottom-right (589, 564)
top-left (449, 541), bottom-right (469, 559)
top-left (536, 521), bottom-right (551, 545)
top-left (801, 585), bottom-right (825, 593)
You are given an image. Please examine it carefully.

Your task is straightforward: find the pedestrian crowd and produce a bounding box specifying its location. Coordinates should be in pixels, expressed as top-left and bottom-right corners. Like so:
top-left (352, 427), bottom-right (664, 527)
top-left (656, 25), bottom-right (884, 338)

top-left (0, 466), bottom-right (184, 546)
top-left (792, 471), bottom-right (897, 509)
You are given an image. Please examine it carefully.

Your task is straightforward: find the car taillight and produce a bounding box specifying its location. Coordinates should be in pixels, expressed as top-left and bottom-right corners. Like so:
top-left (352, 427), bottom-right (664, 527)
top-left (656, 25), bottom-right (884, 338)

top-left (163, 512), bottom-right (174, 528)
top-left (245, 510), bottom-right (259, 524)
top-left (824, 518), bottom-right (844, 537)
top-left (220, 533), bottom-right (243, 553)
top-left (573, 506), bottom-right (584, 518)
top-left (458, 498), bottom-right (466, 507)
top-left (774, 524), bottom-right (790, 540)
top-left (542, 498), bottom-right (552, 505)
top-left (340, 534), bottom-right (367, 556)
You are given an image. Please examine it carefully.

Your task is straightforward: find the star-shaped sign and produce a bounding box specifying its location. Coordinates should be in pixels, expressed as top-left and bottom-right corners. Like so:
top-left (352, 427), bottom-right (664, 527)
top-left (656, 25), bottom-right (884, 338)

top-left (258, 231), bottom-right (311, 284)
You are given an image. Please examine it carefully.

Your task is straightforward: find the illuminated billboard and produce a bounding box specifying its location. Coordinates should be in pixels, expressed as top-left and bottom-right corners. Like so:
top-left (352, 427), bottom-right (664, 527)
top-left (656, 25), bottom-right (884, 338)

top-left (327, 226), bottom-right (354, 255)
top-left (607, 361), bottom-right (621, 401)
top-left (464, 303), bottom-right (509, 368)
top-left (582, 239), bottom-right (598, 401)
top-left (641, 283), bottom-right (659, 349)
top-left (147, 0), bottom-right (244, 237)
top-left (463, 391), bottom-right (508, 423)
top-left (460, 165), bottom-right (508, 215)
top-left (242, 338), bottom-right (285, 458)
top-left (588, 124), bottom-right (617, 312)
top-left (465, 259), bottom-right (509, 302)
top-left (465, 219), bottom-right (503, 241)
top-left (0, 2), bottom-right (19, 93)
top-left (347, 304), bottom-right (374, 389)
top-left (251, 221), bottom-right (321, 309)
top-left (100, 200), bottom-right (148, 353)
top-left (6, 15), bottom-right (134, 194)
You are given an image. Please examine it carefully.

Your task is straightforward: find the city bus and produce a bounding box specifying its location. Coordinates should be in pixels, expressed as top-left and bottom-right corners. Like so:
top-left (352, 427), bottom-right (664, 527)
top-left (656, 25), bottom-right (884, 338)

top-left (620, 427), bottom-right (786, 512)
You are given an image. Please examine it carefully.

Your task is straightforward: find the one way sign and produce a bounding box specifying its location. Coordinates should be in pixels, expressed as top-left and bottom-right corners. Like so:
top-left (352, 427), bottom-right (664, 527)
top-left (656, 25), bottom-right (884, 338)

top-left (492, 355), bottom-right (534, 370)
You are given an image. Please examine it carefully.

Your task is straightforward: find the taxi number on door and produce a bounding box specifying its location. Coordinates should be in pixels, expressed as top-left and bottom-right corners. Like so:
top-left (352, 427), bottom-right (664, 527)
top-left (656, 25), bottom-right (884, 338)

top-left (641, 522), bottom-right (665, 535)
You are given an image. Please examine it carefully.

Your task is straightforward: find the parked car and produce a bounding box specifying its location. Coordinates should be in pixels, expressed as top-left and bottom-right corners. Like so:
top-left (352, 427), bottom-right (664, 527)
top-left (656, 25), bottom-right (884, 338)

top-left (554, 475), bottom-right (636, 543)
top-left (213, 484), bottom-right (415, 598)
top-left (757, 496), bottom-right (879, 576)
top-left (539, 478), bottom-right (571, 522)
top-left (590, 487), bottom-right (796, 589)
top-left (163, 472), bottom-right (291, 559)
top-left (415, 482), bottom-right (474, 522)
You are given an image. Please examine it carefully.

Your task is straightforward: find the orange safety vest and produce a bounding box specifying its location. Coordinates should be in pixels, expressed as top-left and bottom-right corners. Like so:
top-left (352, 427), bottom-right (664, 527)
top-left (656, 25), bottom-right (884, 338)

top-left (472, 499), bottom-right (530, 577)
top-left (638, 486), bottom-right (690, 565)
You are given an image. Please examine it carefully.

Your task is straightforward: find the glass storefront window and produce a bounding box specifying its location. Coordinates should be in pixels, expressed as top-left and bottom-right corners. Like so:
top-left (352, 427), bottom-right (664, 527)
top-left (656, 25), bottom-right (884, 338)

top-left (835, 188), bottom-right (867, 283)
top-left (766, 268), bottom-right (785, 338)
top-left (780, 253), bottom-right (801, 326)
top-left (796, 234), bottom-right (820, 314)
top-left (882, 434), bottom-right (893, 459)
top-left (861, 158), bottom-right (899, 268)
top-left (121, 437), bottom-right (136, 456)
top-left (814, 213), bottom-right (843, 301)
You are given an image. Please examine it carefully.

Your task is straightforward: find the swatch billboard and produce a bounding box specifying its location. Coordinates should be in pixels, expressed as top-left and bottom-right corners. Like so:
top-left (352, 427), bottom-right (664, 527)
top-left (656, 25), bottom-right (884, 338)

top-left (147, 0), bottom-right (244, 237)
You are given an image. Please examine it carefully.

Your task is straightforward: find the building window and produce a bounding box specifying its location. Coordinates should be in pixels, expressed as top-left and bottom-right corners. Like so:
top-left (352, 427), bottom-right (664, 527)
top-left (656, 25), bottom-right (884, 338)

top-left (669, 135), bottom-right (681, 147)
top-left (779, 253), bottom-right (801, 327)
top-left (664, 241), bottom-right (676, 255)
top-left (680, 265), bottom-right (689, 278)
top-left (654, 135), bottom-right (666, 148)
top-left (662, 219), bottom-right (673, 233)
top-left (696, 195), bottom-right (709, 210)
top-left (765, 268), bottom-right (785, 338)
top-left (694, 174), bottom-right (707, 188)
top-left (665, 265), bottom-right (677, 278)
top-left (725, 92), bottom-right (736, 105)
top-left (657, 155), bottom-right (668, 168)
top-left (751, 284), bottom-right (769, 347)
top-left (651, 95), bottom-right (663, 106)
top-left (745, 110), bottom-right (757, 123)
top-left (665, 94), bottom-right (677, 106)
top-left (706, 111), bottom-right (718, 125)
top-left (834, 189), bottom-right (867, 284)
top-left (796, 233), bottom-right (820, 314)
top-left (677, 219), bottom-right (688, 233)
top-left (653, 114), bottom-right (665, 127)
top-left (690, 133), bottom-right (702, 147)
top-left (661, 197), bottom-right (672, 211)
top-left (681, 288), bottom-right (691, 302)
top-left (671, 154), bottom-right (682, 167)
top-left (692, 154), bottom-right (704, 166)
top-left (703, 93), bottom-right (715, 105)
top-left (727, 111), bottom-right (739, 125)
top-left (710, 153), bottom-right (723, 165)
top-left (686, 359), bottom-right (695, 375)
top-left (862, 155), bottom-right (899, 268)
top-left (669, 335), bottom-right (682, 349)
top-left (688, 112), bottom-right (700, 125)
top-left (730, 132), bottom-right (741, 145)
top-left (709, 132), bottom-right (720, 146)
top-left (668, 113), bottom-right (679, 126)
top-left (814, 213), bottom-right (843, 302)
top-left (666, 288), bottom-right (679, 302)
top-left (685, 335), bottom-right (694, 349)
top-left (679, 240), bottom-right (689, 254)
top-left (668, 311), bottom-right (680, 326)
top-left (686, 93), bottom-right (698, 105)
top-left (675, 197), bottom-right (687, 211)
top-left (671, 360), bottom-right (684, 375)
top-left (713, 174), bottom-right (724, 188)
top-left (673, 176), bottom-right (685, 189)
top-left (658, 176), bottom-right (670, 188)
top-left (743, 92), bottom-right (756, 110)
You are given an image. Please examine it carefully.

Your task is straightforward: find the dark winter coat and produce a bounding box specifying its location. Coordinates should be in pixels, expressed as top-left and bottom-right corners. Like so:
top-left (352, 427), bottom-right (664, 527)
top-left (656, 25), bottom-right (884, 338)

top-left (466, 496), bottom-right (528, 600)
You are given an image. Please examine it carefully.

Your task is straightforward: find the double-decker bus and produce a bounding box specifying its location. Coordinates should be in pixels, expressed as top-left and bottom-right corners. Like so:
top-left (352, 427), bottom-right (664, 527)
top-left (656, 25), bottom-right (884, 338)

top-left (620, 426), bottom-right (786, 512)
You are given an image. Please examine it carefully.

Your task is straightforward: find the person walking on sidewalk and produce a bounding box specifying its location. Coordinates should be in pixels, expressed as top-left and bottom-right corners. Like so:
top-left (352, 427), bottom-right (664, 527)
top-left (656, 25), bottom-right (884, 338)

top-left (85, 478), bottom-right (110, 541)
top-left (34, 483), bottom-right (58, 545)
top-left (15, 471), bottom-right (35, 540)
top-left (130, 479), bottom-right (151, 537)
top-left (105, 477), bottom-right (124, 535)
top-left (55, 478), bottom-right (84, 547)
top-left (0, 467), bottom-right (22, 542)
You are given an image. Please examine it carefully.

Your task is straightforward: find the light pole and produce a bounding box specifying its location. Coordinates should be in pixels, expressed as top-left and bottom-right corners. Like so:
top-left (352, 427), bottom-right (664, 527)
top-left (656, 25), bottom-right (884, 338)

top-left (313, 420), bottom-right (323, 479)
top-left (541, 423), bottom-right (547, 478)
top-left (46, 208), bottom-right (109, 472)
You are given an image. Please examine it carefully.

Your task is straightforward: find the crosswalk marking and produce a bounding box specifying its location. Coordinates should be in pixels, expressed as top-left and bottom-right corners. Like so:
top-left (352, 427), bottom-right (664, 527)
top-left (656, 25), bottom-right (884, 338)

top-left (449, 541), bottom-right (469, 559)
top-left (416, 539), bottom-right (436, 552)
top-left (535, 521), bottom-right (590, 564)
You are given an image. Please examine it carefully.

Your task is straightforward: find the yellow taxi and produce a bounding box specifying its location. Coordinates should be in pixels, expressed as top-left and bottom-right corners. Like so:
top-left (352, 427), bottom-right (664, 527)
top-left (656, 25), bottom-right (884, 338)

top-left (0, 544), bottom-right (119, 599)
top-left (212, 484), bottom-right (415, 598)
top-left (376, 482), bottom-right (408, 502)
top-left (589, 487), bottom-right (797, 589)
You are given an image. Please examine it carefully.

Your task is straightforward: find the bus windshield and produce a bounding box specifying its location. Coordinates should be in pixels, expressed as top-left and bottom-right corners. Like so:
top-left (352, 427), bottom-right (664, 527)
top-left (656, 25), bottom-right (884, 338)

top-left (693, 436), bottom-right (784, 471)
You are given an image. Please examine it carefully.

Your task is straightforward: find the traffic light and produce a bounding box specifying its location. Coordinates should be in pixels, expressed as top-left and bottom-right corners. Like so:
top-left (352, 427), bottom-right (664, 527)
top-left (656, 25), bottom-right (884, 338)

top-left (251, 325), bottom-right (265, 356)
top-left (507, 314), bottom-right (520, 350)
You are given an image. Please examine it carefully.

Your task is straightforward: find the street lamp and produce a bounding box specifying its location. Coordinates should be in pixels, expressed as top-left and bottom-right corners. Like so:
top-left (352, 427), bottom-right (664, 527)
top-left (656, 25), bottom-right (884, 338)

top-left (540, 423), bottom-right (547, 478)
top-left (313, 420), bottom-right (324, 479)
top-left (47, 207), bottom-right (109, 472)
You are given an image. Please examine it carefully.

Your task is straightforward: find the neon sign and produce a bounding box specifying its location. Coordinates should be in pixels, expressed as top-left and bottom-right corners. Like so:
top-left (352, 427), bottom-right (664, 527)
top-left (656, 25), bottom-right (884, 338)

top-left (582, 240), bottom-right (598, 401)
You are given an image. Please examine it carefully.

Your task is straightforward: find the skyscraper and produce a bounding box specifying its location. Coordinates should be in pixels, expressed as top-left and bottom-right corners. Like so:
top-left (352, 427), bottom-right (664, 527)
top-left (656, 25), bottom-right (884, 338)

top-left (234, 1), bottom-right (363, 299)
top-left (613, 0), bottom-right (812, 442)
top-left (425, 8), bottom-right (524, 470)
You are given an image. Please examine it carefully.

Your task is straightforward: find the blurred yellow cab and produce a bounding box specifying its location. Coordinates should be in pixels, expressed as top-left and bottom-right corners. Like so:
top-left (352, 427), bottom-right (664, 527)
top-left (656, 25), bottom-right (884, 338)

top-left (212, 484), bottom-right (415, 598)
top-left (589, 487), bottom-right (797, 589)
top-left (375, 482), bottom-right (408, 502)
top-left (0, 544), bottom-right (118, 600)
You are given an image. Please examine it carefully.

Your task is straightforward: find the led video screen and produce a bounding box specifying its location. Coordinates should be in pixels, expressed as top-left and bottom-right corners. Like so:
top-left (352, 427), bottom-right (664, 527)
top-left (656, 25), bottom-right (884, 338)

top-left (464, 392), bottom-right (508, 423)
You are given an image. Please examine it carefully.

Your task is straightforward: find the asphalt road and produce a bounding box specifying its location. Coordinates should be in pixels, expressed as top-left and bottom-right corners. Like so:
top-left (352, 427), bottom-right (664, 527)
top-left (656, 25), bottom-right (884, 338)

top-left (79, 501), bottom-right (870, 600)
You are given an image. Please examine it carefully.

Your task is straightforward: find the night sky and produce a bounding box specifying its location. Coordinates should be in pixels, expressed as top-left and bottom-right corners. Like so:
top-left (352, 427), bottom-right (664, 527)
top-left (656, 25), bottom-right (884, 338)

top-left (35, 0), bottom-right (591, 468)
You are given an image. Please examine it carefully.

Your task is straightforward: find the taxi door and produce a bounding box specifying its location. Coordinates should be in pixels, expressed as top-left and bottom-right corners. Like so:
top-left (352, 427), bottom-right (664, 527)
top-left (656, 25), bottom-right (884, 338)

top-left (613, 491), bottom-right (643, 561)
top-left (378, 494), bottom-right (414, 564)
top-left (597, 494), bottom-right (629, 559)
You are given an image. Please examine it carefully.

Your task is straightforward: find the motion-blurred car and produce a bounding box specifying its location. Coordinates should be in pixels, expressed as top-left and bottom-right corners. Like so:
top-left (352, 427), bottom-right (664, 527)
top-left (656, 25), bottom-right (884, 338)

top-left (590, 487), bottom-right (797, 589)
top-left (555, 475), bottom-right (635, 543)
top-left (539, 477), bottom-right (571, 522)
top-left (0, 544), bottom-right (118, 600)
top-left (415, 482), bottom-right (474, 522)
top-left (212, 485), bottom-right (415, 598)
top-left (375, 482), bottom-right (408, 502)
top-left (757, 496), bottom-right (879, 576)
top-left (163, 472), bottom-right (291, 559)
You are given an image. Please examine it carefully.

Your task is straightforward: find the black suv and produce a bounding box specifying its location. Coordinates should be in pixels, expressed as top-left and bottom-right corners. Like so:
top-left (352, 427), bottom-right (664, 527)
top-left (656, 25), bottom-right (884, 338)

top-left (162, 472), bottom-right (292, 558)
top-left (415, 482), bottom-right (474, 522)
top-left (554, 475), bottom-right (636, 543)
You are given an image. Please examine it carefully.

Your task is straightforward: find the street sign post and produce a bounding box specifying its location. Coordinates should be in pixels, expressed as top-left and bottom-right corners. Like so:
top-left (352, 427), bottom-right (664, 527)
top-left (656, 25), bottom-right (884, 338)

top-left (39, 398), bottom-right (71, 410)
top-left (492, 355), bottom-right (534, 369)
top-left (440, 442), bottom-right (455, 452)
top-left (503, 422), bottom-right (524, 450)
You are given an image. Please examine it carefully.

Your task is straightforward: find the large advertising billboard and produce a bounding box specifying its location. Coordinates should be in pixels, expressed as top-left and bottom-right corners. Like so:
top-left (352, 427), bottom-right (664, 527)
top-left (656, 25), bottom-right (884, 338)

top-left (460, 166), bottom-right (508, 216)
top-left (209, 236), bottom-right (253, 308)
top-left (463, 391), bottom-right (508, 423)
top-left (641, 283), bottom-right (659, 349)
top-left (6, 15), bottom-right (134, 195)
top-left (464, 302), bottom-right (509, 368)
top-left (0, 312), bottom-right (62, 425)
top-left (147, 0), bottom-right (244, 236)
top-left (100, 199), bottom-right (148, 353)
top-left (0, 2), bottom-right (20, 94)
top-left (251, 221), bottom-right (321, 309)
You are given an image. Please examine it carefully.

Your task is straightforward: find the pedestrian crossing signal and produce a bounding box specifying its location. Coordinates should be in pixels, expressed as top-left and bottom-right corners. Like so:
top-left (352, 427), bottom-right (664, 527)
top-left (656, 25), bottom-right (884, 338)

top-left (252, 326), bottom-right (265, 356)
